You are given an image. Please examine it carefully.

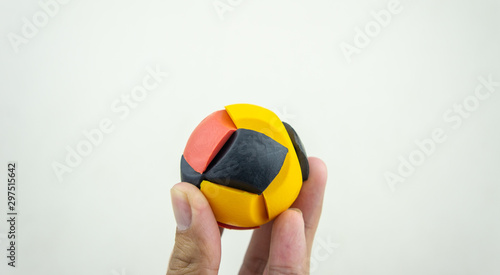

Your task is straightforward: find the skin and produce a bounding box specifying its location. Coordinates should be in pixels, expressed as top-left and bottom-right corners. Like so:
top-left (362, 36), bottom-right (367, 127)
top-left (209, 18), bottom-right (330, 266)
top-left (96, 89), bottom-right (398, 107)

top-left (167, 157), bottom-right (328, 275)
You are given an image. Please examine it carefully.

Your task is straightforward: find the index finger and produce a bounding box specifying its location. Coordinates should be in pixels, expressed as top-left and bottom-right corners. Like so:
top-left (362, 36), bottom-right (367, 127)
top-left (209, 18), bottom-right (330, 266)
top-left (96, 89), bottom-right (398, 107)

top-left (291, 157), bottom-right (328, 256)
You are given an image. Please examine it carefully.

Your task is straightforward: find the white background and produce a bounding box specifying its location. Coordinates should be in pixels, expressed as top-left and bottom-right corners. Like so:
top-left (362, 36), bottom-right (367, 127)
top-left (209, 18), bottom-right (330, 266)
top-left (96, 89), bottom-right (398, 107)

top-left (1, 0), bottom-right (500, 274)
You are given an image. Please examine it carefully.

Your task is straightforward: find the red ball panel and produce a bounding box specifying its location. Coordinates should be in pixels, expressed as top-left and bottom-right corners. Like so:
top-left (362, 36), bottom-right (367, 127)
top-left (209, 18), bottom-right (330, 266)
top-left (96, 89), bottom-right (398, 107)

top-left (183, 110), bottom-right (237, 173)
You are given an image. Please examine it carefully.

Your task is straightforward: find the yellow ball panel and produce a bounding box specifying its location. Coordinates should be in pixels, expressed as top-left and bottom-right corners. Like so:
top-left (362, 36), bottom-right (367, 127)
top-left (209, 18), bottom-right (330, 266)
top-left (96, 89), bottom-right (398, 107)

top-left (225, 103), bottom-right (288, 147)
top-left (262, 149), bottom-right (302, 220)
top-left (224, 103), bottom-right (303, 220)
top-left (200, 180), bottom-right (269, 228)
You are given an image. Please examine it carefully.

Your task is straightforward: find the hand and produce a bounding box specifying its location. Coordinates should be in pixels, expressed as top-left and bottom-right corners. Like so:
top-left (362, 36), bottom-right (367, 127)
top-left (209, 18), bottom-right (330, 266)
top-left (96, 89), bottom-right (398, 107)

top-left (167, 157), bottom-right (327, 274)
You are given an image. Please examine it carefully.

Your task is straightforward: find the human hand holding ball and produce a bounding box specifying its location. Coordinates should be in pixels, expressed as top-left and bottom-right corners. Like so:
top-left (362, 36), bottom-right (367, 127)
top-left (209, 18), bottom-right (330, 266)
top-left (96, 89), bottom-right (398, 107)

top-left (168, 104), bottom-right (327, 274)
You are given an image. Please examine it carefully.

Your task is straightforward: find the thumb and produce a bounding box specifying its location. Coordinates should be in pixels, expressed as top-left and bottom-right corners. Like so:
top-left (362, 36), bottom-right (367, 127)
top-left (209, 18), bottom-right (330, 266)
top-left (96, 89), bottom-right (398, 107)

top-left (167, 182), bottom-right (221, 275)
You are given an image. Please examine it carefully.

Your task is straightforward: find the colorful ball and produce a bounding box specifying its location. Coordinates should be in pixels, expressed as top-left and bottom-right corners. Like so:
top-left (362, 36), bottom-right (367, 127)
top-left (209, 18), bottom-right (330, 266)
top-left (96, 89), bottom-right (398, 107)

top-left (180, 103), bottom-right (309, 229)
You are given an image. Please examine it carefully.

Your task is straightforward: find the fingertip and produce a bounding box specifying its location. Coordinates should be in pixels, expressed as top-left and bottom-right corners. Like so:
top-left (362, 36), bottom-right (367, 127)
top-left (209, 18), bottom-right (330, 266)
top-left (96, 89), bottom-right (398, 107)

top-left (308, 157), bottom-right (327, 175)
top-left (288, 207), bottom-right (303, 217)
top-left (267, 209), bottom-right (307, 273)
top-left (171, 182), bottom-right (209, 211)
top-left (171, 182), bottom-right (219, 234)
top-left (274, 209), bottom-right (305, 237)
top-left (171, 181), bottom-right (199, 194)
top-left (306, 157), bottom-right (328, 186)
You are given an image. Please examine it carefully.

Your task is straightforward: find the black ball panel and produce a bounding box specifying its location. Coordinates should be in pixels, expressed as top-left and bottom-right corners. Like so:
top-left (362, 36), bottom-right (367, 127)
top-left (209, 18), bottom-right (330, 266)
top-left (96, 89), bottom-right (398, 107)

top-left (283, 122), bottom-right (309, 181)
top-left (203, 129), bottom-right (288, 195)
top-left (180, 155), bottom-right (203, 187)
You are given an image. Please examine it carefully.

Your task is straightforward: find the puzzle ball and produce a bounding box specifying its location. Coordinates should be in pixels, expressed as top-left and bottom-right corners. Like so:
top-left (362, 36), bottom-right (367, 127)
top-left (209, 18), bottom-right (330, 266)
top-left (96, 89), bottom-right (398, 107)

top-left (180, 103), bottom-right (309, 229)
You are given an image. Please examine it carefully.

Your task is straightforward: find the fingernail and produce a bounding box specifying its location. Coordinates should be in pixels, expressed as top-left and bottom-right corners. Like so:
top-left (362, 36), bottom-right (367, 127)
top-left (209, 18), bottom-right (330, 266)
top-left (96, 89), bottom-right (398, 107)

top-left (289, 208), bottom-right (303, 216)
top-left (171, 187), bottom-right (192, 231)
